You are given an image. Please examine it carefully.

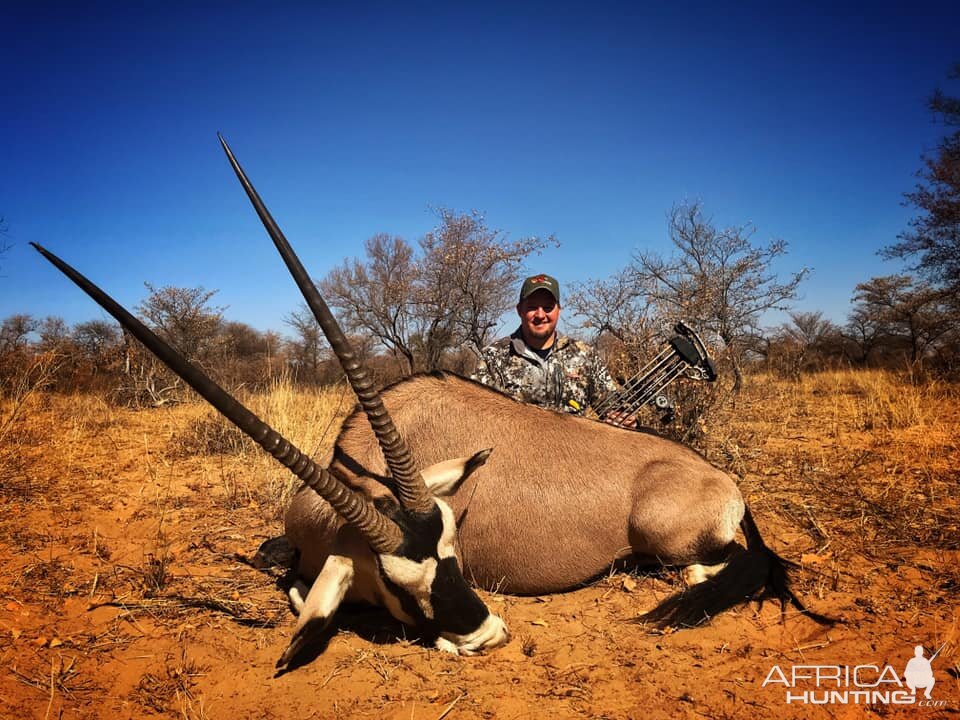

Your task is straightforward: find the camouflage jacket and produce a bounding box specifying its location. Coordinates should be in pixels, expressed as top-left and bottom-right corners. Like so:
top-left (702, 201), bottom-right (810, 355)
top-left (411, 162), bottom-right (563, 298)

top-left (471, 329), bottom-right (618, 415)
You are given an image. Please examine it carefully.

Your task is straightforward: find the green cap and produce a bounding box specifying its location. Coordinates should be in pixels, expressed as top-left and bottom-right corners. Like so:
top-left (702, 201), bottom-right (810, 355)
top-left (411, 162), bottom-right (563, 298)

top-left (519, 274), bottom-right (560, 303)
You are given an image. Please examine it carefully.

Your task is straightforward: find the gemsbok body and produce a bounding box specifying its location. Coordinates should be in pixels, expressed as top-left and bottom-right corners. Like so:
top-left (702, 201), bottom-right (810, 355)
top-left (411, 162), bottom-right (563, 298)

top-left (294, 371), bottom-right (831, 631)
top-left (312, 372), bottom-right (746, 596)
top-left (33, 136), bottom-right (828, 668)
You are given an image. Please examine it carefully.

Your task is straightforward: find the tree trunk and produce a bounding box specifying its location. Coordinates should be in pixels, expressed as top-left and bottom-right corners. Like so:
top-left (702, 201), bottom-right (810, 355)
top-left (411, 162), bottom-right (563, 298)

top-left (723, 335), bottom-right (743, 394)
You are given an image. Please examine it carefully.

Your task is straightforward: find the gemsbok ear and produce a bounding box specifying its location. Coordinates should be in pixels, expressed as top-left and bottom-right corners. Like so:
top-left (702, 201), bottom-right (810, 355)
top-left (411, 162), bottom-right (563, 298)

top-left (420, 448), bottom-right (493, 497)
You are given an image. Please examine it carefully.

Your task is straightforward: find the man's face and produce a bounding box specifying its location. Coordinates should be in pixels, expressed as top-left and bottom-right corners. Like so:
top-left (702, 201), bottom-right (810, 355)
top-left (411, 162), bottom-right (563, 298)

top-left (517, 289), bottom-right (560, 347)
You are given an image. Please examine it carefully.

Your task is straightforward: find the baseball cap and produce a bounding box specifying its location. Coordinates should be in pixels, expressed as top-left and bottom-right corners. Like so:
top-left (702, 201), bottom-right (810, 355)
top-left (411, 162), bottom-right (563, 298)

top-left (519, 274), bottom-right (560, 303)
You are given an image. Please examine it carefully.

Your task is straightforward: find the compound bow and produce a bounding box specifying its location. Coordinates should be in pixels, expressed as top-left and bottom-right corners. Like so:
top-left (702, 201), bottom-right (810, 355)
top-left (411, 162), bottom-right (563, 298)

top-left (594, 320), bottom-right (717, 425)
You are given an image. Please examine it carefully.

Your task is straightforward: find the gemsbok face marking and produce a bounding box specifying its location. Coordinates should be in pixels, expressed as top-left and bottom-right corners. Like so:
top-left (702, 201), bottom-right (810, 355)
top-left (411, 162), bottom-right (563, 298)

top-left (374, 494), bottom-right (507, 654)
top-left (277, 449), bottom-right (508, 664)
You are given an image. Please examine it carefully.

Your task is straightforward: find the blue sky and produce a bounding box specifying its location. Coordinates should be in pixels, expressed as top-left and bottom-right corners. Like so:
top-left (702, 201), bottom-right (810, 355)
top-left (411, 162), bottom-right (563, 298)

top-left (2, 1), bottom-right (957, 338)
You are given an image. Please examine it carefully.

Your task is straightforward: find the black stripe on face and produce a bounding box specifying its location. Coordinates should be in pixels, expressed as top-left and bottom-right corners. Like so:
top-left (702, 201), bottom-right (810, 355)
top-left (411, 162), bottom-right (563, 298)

top-left (374, 498), bottom-right (444, 561)
top-left (375, 555), bottom-right (491, 638)
top-left (429, 557), bottom-right (490, 635)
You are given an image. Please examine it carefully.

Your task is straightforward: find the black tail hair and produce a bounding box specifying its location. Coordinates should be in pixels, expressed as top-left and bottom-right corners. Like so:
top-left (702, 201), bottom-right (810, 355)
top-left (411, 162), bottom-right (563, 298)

top-left (638, 506), bottom-right (835, 629)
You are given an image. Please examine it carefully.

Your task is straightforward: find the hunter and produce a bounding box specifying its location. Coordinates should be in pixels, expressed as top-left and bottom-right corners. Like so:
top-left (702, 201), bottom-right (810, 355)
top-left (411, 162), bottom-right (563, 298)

top-left (472, 274), bottom-right (621, 418)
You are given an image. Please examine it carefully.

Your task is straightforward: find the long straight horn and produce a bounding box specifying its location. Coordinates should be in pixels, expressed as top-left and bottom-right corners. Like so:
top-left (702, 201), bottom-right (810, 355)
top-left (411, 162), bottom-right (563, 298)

top-left (218, 134), bottom-right (433, 514)
top-left (30, 242), bottom-right (403, 553)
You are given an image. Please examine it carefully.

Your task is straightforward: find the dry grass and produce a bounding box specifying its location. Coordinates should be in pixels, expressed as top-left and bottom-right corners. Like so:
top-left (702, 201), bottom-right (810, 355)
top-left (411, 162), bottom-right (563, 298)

top-left (131, 648), bottom-right (208, 716)
top-left (702, 369), bottom-right (960, 553)
top-left (0, 351), bottom-right (66, 445)
top-left (167, 374), bottom-right (354, 514)
top-left (9, 653), bottom-right (97, 707)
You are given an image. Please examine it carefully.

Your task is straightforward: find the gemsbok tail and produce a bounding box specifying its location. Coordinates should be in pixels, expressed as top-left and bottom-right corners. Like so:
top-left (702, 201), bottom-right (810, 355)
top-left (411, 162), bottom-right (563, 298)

top-left (638, 506), bottom-right (835, 628)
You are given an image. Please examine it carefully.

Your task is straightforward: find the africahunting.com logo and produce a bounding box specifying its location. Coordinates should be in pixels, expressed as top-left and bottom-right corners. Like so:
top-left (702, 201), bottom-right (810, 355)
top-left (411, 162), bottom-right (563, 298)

top-left (762, 643), bottom-right (948, 706)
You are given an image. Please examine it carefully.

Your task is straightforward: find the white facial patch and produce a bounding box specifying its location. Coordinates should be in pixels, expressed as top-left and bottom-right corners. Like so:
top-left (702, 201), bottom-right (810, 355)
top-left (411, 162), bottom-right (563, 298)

top-left (438, 613), bottom-right (510, 655)
top-left (377, 500), bottom-right (459, 620)
top-left (435, 499), bottom-right (458, 560)
top-left (380, 554), bottom-right (439, 619)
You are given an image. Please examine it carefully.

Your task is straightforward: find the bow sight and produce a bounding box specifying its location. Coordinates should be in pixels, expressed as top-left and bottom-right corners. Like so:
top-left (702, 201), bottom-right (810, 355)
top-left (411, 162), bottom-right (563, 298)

top-left (594, 321), bottom-right (717, 426)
